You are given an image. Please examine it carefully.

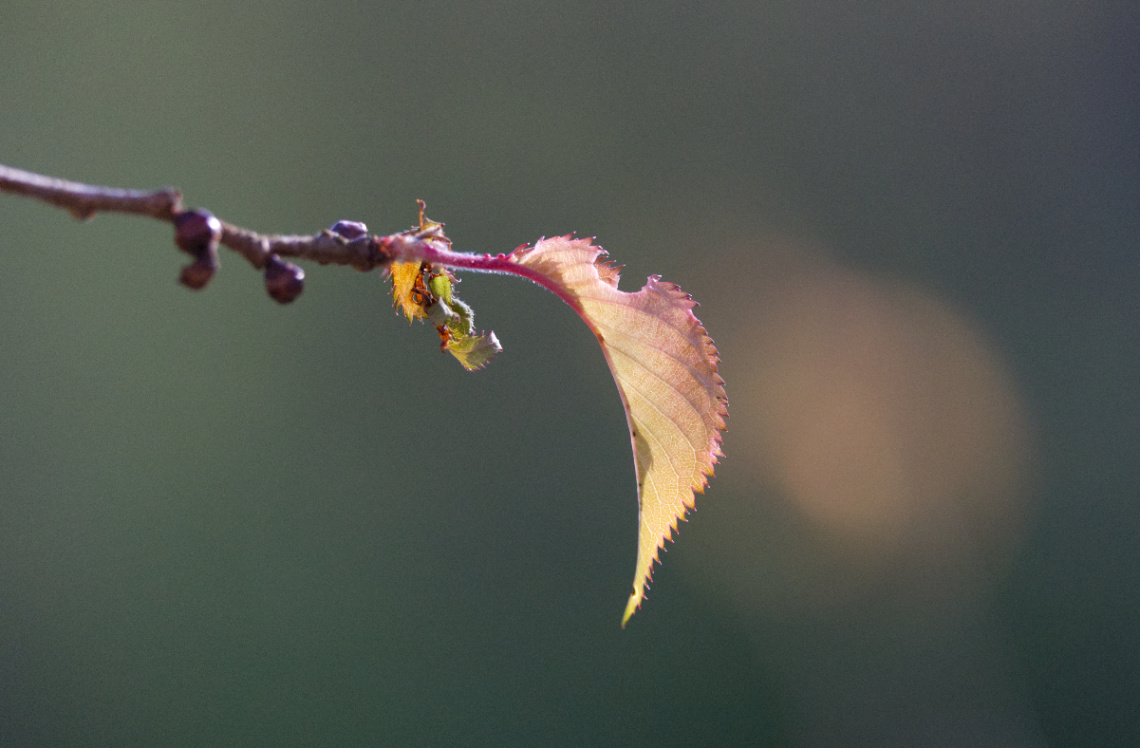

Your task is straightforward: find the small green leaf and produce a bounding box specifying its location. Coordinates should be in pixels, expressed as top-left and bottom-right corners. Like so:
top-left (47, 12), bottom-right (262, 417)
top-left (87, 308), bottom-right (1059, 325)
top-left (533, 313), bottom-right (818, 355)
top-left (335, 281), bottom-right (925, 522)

top-left (445, 329), bottom-right (503, 371)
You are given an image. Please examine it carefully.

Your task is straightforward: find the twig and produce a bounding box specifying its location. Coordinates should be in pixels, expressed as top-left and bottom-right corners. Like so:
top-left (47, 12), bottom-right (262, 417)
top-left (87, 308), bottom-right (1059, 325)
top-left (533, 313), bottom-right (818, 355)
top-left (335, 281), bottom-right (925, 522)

top-left (0, 163), bottom-right (182, 220)
top-left (0, 163), bottom-right (394, 276)
top-left (0, 162), bottom-right (545, 307)
top-left (218, 222), bottom-right (390, 272)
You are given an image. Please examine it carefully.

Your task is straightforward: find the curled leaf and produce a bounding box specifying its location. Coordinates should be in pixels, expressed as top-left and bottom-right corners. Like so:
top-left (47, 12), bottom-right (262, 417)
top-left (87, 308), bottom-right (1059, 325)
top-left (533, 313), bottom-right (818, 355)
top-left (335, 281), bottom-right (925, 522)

top-left (389, 260), bottom-right (502, 370)
top-left (507, 237), bottom-right (726, 625)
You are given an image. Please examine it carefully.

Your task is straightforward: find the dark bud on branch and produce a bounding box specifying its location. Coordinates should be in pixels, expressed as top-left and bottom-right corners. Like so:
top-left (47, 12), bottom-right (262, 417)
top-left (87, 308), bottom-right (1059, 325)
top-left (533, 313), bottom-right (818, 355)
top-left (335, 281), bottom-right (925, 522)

top-left (330, 220), bottom-right (368, 240)
top-left (264, 253), bottom-right (305, 304)
top-left (174, 208), bottom-right (222, 290)
top-left (179, 257), bottom-right (217, 290)
top-left (174, 208), bottom-right (222, 256)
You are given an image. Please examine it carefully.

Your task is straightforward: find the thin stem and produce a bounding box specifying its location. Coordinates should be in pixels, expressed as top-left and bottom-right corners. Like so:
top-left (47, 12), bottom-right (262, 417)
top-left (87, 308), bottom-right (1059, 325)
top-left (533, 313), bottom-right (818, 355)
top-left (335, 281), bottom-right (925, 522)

top-left (383, 233), bottom-right (582, 312)
top-left (0, 163), bottom-right (392, 271)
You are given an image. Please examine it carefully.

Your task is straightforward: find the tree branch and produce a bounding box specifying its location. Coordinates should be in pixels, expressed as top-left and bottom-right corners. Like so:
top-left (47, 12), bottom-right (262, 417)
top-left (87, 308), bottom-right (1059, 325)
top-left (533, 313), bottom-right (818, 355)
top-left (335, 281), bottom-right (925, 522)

top-left (0, 162), bottom-right (541, 302)
top-left (0, 163), bottom-right (182, 220)
top-left (0, 163), bottom-right (395, 280)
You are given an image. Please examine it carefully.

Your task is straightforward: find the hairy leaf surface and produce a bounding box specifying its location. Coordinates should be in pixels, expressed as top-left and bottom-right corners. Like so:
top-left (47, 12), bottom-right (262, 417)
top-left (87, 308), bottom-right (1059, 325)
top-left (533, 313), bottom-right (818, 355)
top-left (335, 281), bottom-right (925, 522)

top-left (508, 237), bottom-right (727, 625)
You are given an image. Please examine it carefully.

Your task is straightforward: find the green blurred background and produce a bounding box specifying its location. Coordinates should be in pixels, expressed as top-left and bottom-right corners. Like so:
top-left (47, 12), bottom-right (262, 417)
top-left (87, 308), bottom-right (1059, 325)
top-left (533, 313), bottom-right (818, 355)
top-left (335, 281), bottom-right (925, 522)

top-left (2, 1), bottom-right (1137, 745)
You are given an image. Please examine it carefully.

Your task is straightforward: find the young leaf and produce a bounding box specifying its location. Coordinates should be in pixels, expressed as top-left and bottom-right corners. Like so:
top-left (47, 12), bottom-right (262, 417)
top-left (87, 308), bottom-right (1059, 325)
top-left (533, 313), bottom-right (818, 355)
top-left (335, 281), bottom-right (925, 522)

top-left (388, 259), bottom-right (502, 370)
top-left (506, 237), bottom-right (727, 625)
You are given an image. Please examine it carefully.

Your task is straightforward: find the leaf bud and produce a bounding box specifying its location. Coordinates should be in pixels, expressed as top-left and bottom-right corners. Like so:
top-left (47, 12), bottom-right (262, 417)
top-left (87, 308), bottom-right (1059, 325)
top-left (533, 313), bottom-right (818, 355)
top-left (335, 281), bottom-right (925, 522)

top-left (330, 220), bottom-right (368, 240)
top-left (174, 208), bottom-right (222, 257)
top-left (264, 253), bottom-right (305, 304)
top-left (179, 255), bottom-right (217, 290)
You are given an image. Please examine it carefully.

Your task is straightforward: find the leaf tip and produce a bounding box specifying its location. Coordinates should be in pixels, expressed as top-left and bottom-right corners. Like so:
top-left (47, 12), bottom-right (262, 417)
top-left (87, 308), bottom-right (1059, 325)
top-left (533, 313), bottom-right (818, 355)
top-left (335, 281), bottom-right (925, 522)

top-left (621, 590), bottom-right (642, 628)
